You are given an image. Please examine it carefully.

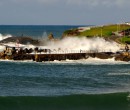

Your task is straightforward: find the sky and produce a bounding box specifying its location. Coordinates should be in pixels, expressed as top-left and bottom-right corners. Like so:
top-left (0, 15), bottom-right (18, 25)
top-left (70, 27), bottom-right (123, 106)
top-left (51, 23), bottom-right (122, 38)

top-left (0, 0), bottom-right (130, 25)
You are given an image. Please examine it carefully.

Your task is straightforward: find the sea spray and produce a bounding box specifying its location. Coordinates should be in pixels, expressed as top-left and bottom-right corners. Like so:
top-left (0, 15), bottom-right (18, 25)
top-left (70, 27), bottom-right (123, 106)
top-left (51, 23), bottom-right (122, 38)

top-left (0, 34), bottom-right (12, 51)
top-left (38, 31), bottom-right (48, 46)
top-left (46, 37), bottom-right (120, 52)
top-left (0, 33), bottom-right (12, 41)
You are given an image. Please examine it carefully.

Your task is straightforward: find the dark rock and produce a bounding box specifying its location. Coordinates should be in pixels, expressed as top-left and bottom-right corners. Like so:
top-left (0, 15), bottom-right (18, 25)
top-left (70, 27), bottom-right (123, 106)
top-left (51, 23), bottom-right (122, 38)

top-left (87, 52), bottom-right (114, 59)
top-left (0, 36), bottom-right (40, 45)
top-left (115, 53), bottom-right (130, 62)
top-left (48, 33), bottom-right (54, 40)
top-left (95, 52), bottom-right (113, 59)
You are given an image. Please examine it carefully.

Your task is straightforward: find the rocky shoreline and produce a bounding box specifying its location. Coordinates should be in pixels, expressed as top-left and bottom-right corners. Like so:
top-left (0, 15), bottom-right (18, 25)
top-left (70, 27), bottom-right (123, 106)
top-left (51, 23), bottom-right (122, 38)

top-left (0, 33), bottom-right (130, 62)
top-left (0, 44), bottom-right (130, 62)
top-left (0, 36), bottom-right (40, 45)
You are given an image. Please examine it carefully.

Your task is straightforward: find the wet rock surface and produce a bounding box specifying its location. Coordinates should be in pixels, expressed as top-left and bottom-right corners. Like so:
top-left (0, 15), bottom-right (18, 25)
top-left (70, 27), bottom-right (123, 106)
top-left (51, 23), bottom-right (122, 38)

top-left (0, 36), bottom-right (40, 45)
top-left (115, 52), bottom-right (130, 62)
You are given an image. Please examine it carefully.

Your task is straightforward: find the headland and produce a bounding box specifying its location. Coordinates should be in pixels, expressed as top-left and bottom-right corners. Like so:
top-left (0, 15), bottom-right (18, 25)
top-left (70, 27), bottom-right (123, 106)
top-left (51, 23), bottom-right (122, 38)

top-left (0, 23), bottom-right (130, 62)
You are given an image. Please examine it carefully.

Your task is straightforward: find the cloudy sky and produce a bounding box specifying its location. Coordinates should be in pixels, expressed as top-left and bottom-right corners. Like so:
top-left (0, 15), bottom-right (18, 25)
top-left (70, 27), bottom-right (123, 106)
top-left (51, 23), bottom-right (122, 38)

top-left (0, 0), bottom-right (130, 25)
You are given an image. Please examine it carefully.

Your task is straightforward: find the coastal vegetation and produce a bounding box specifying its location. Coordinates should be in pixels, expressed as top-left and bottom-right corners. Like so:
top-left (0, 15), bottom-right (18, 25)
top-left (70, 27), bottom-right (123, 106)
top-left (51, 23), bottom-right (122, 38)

top-left (121, 36), bottom-right (130, 44)
top-left (80, 24), bottom-right (130, 37)
top-left (63, 23), bottom-right (130, 44)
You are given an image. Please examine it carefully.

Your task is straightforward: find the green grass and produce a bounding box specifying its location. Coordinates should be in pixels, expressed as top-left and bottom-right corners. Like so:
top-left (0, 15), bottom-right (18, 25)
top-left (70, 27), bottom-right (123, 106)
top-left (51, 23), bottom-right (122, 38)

top-left (63, 24), bottom-right (130, 44)
top-left (120, 36), bottom-right (130, 44)
top-left (79, 24), bottom-right (130, 37)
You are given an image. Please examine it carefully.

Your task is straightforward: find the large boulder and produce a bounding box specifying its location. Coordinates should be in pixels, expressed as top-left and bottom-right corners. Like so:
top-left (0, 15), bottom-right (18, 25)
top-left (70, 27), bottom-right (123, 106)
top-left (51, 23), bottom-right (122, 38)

top-left (0, 36), bottom-right (40, 45)
top-left (115, 52), bottom-right (130, 62)
top-left (48, 33), bottom-right (54, 40)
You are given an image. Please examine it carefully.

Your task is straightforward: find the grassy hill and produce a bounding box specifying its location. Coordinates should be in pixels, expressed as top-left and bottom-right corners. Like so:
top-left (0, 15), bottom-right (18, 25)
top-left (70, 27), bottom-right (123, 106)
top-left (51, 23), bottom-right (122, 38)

top-left (63, 24), bottom-right (130, 44)
top-left (80, 24), bottom-right (130, 37)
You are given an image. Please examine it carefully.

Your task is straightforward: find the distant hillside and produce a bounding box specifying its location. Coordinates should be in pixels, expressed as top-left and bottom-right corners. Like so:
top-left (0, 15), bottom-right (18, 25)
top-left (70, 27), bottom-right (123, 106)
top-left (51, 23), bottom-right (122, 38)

top-left (62, 23), bottom-right (130, 44)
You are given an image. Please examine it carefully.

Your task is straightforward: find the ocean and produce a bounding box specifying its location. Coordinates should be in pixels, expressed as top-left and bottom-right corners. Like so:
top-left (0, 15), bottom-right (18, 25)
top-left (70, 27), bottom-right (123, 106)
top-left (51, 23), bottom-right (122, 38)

top-left (0, 25), bottom-right (81, 38)
top-left (0, 25), bottom-right (130, 110)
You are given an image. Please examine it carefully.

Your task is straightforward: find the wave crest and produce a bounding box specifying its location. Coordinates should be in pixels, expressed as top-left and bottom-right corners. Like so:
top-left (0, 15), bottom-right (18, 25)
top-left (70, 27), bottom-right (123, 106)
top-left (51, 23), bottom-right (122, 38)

top-left (0, 33), bottom-right (12, 41)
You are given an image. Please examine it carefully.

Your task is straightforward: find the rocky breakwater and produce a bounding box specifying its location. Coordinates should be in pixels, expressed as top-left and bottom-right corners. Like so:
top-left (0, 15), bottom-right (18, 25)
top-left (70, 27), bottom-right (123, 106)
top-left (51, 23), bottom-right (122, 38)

top-left (0, 46), bottom-right (35, 60)
top-left (115, 52), bottom-right (130, 62)
top-left (87, 52), bottom-right (114, 59)
top-left (0, 35), bottom-right (130, 62)
top-left (0, 36), bottom-right (40, 60)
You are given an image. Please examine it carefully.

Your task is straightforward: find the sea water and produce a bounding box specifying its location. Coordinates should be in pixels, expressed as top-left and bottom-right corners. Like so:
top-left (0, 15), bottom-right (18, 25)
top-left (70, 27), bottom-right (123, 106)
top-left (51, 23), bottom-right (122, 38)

top-left (0, 59), bottom-right (130, 110)
top-left (0, 25), bottom-right (130, 110)
top-left (0, 25), bottom-right (81, 38)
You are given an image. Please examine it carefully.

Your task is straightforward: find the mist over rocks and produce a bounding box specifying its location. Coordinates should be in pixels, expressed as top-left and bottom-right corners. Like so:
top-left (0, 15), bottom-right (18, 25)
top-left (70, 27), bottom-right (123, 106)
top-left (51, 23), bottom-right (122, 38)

top-left (46, 37), bottom-right (120, 52)
top-left (0, 33), bottom-right (120, 53)
top-left (0, 34), bottom-right (128, 62)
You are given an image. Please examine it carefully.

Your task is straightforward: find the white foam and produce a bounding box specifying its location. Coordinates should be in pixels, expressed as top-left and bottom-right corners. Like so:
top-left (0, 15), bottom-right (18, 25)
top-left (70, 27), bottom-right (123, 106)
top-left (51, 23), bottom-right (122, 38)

top-left (0, 57), bottom-right (129, 65)
top-left (3, 42), bottom-right (25, 47)
top-left (0, 34), bottom-right (12, 51)
top-left (0, 42), bottom-right (36, 52)
top-left (46, 37), bottom-right (120, 53)
top-left (0, 46), bottom-right (6, 52)
top-left (0, 59), bottom-right (34, 63)
top-left (0, 33), bottom-right (12, 41)
top-left (108, 72), bottom-right (130, 76)
top-left (41, 57), bottom-right (129, 65)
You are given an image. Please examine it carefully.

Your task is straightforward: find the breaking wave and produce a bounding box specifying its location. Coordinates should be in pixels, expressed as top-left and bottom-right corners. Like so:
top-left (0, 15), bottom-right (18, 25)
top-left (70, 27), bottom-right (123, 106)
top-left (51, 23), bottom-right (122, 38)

top-left (46, 37), bottom-right (120, 53)
top-left (0, 33), bottom-right (12, 41)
